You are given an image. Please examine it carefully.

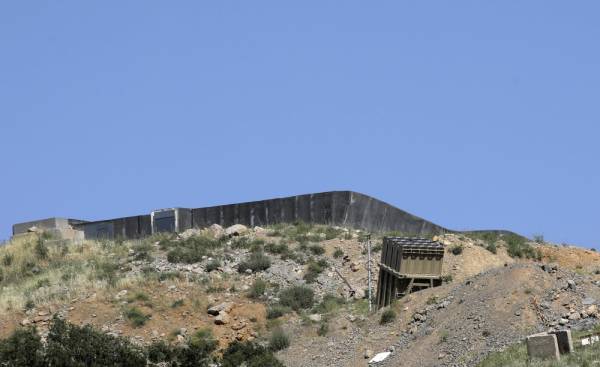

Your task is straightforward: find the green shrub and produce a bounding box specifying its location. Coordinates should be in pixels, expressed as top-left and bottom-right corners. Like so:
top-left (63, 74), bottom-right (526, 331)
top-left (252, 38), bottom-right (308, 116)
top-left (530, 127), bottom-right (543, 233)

top-left (94, 260), bottom-right (120, 286)
top-left (171, 299), bottom-right (184, 308)
top-left (238, 252), bottom-right (271, 273)
top-left (248, 278), bottom-right (267, 299)
top-left (158, 271), bottom-right (181, 281)
top-left (124, 306), bottom-right (150, 327)
top-left (486, 242), bottom-right (497, 254)
top-left (131, 242), bottom-right (154, 262)
top-left (0, 327), bottom-right (44, 367)
top-left (313, 294), bottom-right (346, 314)
top-left (380, 308), bottom-right (396, 324)
top-left (333, 248), bottom-right (344, 258)
top-left (450, 245), bottom-right (463, 255)
top-left (221, 340), bottom-right (284, 367)
top-left (205, 259), bottom-right (221, 272)
top-left (269, 328), bottom-right (290, 351)
top-left (34, 238), bottom-right (48, 259)
top-left (303, 259), bottom-right (328, 283)
top-left (441, 274), bottom-right (453, 283)
top-left (317, 322), bottom-right (329, 336)
top-left (504, 234), bottom-right (541, 260)
top-left (2, 253), bottom-right (13, 266)
top-left (45, 317), bottom-right (146, 366)
top-left (265, 242), bottom-right (289, 255)
top-left (35, 278), bottom-right (50, 289)
top-left (308, 244), bottom-right (325, 255)
top-left (279, 285), bottom-right (314, 311)
top-left (266, 305), bottom-right (290, 319)
top-left (166, 235), bottom-right (225, 264)
top-left (148, 340), bottom-right (175, 363)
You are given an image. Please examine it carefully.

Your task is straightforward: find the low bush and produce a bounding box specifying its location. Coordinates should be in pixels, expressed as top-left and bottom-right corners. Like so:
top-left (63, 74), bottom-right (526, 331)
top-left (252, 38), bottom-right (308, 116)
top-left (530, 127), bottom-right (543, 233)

top-left (124, 306), bottom-right (150, 327)
top-left (317, 322), bottom-right (329, 336)
top-left (308, 244), bottom-right (325, 255)
top-left (269, 328), bottom-right (290, 351)
top-left (333, 248), bottom-right (344, 258)
top-left (266, 304), bottom-right (291, 319)
top-left (131, 242), bottom-right (154, 262)
top-left (313, 294), bottom-right (346, 314)
top-left (238, 252), bottom-right (271, 273)
top-left (303, 259), bottom-right (328, 283)
top-left (166, 235), bottom-right (226, 264)
top-left (34, 238), bottom-right (48, 260)
top-left (279, 285), bottom-right (314, 311)
top-left (504, 234), bottom-right (542, 260)
top-left (171, 299), bottom-right (184, 308)
top-left (265, 242), bottom-right (289, 255)
top-left (221, 340), bottom-right (284, 367)
top-left (450, 245), bottom-right (464, 255)
top-left (205, 259), bottom-right (221, 272)
top-left (380, 308), bottom-right (396, 324)
top-left (486, 242), bottom-right (497, 254)
top-left (0, 327), bottom-right (44, 366)
top-left (93, 260), bottom-right (120, 286)
top-left (248, 278), bottom-right (267, 299)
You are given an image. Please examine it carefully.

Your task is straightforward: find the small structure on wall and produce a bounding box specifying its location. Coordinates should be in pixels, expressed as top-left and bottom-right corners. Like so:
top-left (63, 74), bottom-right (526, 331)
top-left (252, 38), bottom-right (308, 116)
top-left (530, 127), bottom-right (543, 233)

top-left (376, 237), bottom-right (445, 308)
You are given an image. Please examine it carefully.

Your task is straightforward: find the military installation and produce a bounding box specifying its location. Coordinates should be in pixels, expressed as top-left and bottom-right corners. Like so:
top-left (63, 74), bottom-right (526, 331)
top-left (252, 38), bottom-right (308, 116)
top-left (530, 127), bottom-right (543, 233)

top-left (11, 191), bottom-right (449, 241)
top-left (376, 237), bottom-right (445, 308)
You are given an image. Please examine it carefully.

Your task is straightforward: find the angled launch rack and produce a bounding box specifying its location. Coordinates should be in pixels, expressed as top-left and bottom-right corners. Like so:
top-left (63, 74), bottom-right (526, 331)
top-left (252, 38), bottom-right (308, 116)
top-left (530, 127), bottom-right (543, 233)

top-left (376, 237), bottom-right (445, 308)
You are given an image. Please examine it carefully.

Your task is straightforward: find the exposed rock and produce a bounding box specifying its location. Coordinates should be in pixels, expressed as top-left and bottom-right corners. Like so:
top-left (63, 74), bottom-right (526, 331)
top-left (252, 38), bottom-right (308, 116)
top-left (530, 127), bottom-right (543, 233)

top-left (21, 319), bottom-right (31, 326)
top-left (180, 228), bottom-right (203, 239)
top-left (215, 312), bottom-right (230, 325)
top-left (309, 314), bottom-right (322, 322)
top-left (207, 302), bottom-right (234, 316)
top-left (209, 224), bottom-right (225, 238)
top-left (364, 349), bottom-right (374, 359)
top-left (225, 224), bottom-right (248, 236)
top-left (231, 322), bottom-right (246, 331)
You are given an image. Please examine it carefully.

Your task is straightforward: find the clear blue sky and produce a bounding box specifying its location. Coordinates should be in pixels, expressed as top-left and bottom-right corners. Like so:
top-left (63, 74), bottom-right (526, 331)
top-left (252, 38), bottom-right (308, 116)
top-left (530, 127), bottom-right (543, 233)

top-left (1, 2), bottom-right (599, 248)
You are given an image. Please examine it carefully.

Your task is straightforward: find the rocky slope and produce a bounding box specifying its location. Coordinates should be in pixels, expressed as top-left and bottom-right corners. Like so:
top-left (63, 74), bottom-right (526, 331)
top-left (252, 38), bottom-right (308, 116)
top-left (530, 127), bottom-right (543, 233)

top-left (1, 224), bottom-right (598, 367)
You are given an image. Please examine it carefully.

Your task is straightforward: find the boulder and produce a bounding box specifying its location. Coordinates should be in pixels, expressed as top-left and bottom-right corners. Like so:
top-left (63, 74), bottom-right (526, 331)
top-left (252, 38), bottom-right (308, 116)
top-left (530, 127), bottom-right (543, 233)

top-left (209, 224), bottom-right (225, 238)
top-left (586, 305), bottom-right (598, 317)
top-left (225, 224), bottom-right (248, 237)
top-left (308, 314), bottom-right (322, 322)
top-left (214, 312), bottom-right (230, 325)
top-left (208, 302), bottom-right (234, 316)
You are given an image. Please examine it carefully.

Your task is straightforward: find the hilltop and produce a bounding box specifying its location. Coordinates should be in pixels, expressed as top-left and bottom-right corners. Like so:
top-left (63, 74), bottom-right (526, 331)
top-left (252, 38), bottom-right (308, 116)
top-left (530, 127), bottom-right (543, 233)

top-left (1, 223), bottom-right (599, 366)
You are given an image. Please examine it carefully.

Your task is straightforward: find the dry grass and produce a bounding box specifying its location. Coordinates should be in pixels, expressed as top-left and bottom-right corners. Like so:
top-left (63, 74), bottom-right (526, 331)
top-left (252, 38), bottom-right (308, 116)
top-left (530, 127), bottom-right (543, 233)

top-left (0, 233), bottom-right (141, 312)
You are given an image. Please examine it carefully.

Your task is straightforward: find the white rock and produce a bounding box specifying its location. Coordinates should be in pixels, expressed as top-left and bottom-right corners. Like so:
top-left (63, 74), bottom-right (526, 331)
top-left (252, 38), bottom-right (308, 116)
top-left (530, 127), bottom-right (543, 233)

top-left (225, 224), bottom-right (248, 236)
top-left (308, 314), bottom-right (322, 322)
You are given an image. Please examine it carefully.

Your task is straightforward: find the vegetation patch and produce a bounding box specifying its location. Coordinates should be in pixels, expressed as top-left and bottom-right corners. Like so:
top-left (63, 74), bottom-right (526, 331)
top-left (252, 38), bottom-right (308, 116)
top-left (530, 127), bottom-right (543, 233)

top-left (380, 308), bottom-right (396, 324)
top-left (303, 259), bottom-right (328, 283)
top-left (279, 285), bottom-right (315, 311)
top-left (238, 252), bottom-right (271, 273)
top-left (268, 328), bottom-right (290, 351)
top-left (124, 306), bottom-right (150, 327)
top-left (248, 278), bottom-right (267, 299)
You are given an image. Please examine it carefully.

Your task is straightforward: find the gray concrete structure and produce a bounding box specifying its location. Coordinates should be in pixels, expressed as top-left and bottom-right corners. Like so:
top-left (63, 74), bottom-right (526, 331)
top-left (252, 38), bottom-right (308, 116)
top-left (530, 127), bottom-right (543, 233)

top-left (11, 191), bottom-right (519, 241)
top-left (12, 217), bottom-right (87, 235)
top-left (526, 333), bottom-right (560, 361)
top-left (550, 330), bottom-right (574, 354)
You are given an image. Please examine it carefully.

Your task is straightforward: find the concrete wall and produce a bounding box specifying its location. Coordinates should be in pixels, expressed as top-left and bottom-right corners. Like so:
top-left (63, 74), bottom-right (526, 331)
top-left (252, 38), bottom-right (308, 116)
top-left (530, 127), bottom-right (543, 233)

top-left (190, 191), bottom-right (448, 235)
top-left (13, 191), bottom-right (451, 241)
top-left (12, 218), bottom-right (85, 235)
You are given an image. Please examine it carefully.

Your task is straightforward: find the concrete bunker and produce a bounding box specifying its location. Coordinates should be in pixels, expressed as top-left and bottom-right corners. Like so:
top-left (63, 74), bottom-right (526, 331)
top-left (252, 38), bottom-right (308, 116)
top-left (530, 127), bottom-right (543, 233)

top-left (376, 237), bottom-right (445, 308)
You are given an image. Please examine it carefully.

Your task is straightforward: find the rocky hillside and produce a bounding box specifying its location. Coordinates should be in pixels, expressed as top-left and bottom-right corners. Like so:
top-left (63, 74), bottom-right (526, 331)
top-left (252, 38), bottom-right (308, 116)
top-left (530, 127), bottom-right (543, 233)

top-left (0, 223), bottom-right (598, 366)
